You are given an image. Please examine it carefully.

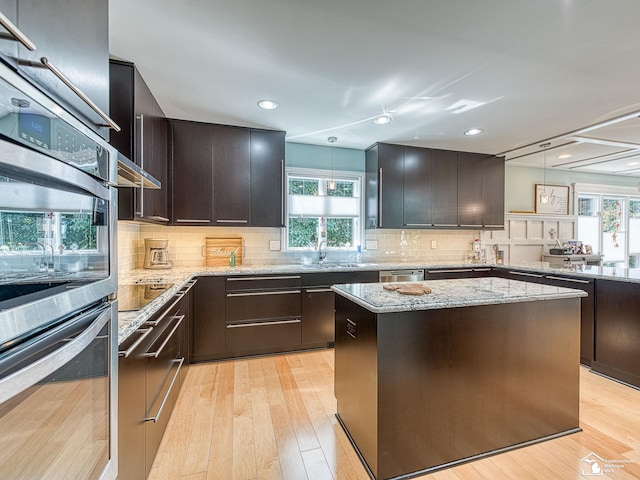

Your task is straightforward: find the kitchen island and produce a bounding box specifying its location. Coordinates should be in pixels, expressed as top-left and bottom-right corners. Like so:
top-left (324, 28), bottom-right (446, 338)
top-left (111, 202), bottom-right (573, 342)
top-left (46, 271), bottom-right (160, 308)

top-left (333, 277), bottom-right (586, 480)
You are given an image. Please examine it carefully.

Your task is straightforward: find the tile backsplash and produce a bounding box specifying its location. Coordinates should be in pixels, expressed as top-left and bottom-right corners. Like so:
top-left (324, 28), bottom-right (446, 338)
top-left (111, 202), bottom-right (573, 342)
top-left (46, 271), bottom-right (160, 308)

top-left (117, 222), bottom-right (481, 270)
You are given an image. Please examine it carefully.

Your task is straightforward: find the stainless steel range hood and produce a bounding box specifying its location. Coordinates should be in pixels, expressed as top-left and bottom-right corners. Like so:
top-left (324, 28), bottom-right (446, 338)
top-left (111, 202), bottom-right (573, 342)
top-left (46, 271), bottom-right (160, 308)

top-left (116, 151), bottom-right (160, 189)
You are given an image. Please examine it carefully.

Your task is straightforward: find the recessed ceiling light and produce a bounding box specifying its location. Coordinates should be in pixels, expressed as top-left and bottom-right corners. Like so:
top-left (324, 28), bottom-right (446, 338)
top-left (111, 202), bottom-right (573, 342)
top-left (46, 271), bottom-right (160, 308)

top-left (374, 114), bottom-right (391, 125)
top-left (557, 154), bottom-right (572, 159)
top-left (257, 99), bottom-right (278, 110)
top-left (464, 128), bottom-right (482, 136)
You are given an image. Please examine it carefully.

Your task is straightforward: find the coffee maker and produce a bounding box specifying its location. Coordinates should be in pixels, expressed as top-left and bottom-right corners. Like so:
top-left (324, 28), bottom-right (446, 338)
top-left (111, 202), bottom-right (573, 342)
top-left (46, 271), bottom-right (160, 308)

top-left (143, 238), bottom-right (172, 269)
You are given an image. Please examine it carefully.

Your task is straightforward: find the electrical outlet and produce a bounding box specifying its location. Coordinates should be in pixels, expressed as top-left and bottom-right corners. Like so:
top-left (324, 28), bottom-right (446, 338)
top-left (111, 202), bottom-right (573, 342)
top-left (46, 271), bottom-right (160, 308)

top-left (431, 240), bottom-right (437, 249)
top-left (269, 240), bottom-right (281, 251)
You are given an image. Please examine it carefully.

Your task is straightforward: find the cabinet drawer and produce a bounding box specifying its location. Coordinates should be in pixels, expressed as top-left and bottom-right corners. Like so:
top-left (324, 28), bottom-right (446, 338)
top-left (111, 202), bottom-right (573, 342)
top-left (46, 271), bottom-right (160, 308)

top-left (226, 290), bottom-right (301, 321)
top-left (226, 275), bottom-right (301, 291)
top-left (226, 318), bottom-right (301, 353)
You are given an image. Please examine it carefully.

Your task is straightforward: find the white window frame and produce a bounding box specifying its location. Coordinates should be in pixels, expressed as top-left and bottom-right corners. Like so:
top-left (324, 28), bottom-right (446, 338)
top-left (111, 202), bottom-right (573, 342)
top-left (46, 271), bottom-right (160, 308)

top-left (284, 167), bottom-right (365, 252)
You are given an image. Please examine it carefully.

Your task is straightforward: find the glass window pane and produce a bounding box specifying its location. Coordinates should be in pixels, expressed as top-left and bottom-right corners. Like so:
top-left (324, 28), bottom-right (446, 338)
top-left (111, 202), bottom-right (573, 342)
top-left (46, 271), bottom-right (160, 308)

top-left (327, 181), bottom-right (355, 197)
top-left (327, 218), bottom-right (353, 247)
top-left (288, 217), bottom-right (319, 248)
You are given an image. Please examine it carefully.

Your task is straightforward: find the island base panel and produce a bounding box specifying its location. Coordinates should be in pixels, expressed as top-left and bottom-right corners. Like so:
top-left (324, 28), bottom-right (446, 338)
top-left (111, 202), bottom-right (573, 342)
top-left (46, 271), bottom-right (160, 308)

top-left (335, 296), bottom-right (581, 480)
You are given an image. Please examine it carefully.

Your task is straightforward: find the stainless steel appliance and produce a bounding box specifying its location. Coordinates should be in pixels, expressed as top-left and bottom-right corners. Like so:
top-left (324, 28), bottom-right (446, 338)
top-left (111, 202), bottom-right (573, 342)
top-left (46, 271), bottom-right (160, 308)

top-left (379, 269), bottom-right (425, 283)
top-left (143, 238), bottom-right (172, 270)
top-left (0, 61), bottom-right (118, 479)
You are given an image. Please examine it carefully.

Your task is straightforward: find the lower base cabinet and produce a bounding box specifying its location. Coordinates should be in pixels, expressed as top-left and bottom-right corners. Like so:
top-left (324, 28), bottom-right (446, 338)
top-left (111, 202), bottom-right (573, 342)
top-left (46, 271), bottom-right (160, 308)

top-left (593, 279), bottom-right (640, 387)
top-left (118, 287), bottom-right (192, 480)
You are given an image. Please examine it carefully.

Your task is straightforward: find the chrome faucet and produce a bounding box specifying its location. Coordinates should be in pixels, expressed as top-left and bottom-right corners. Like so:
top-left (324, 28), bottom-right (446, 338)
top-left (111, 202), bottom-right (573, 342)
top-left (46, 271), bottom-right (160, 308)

top-left (318, 240), bottom-right (327, 263)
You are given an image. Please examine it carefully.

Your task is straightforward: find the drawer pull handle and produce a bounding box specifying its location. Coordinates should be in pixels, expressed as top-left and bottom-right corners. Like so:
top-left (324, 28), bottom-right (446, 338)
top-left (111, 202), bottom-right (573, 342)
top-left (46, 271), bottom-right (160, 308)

top-left (227, 290), bottom-right (301, 297)
top-left (509, 271), bottom-right (543, 278)
top-left (143, 315), bottom-right (184, 358)
top-left (545, 275), bottom-right (590, 284)
top-left (427, 269), bottom-right (473, 274)
top-left (306, 288), bottom-right (334, 293)
top-left (227, 276), bottom-right (301, 281)
top-left (227, 319), bottom-right (301, 328)
top-left (144, 357), bottom-right (184, 423)
top-left (176, 219), bottom-right (210, 223)
top-left (215, 219), bottom-right (248, 224)
top-left (118, 327), bottom-right (152, 358)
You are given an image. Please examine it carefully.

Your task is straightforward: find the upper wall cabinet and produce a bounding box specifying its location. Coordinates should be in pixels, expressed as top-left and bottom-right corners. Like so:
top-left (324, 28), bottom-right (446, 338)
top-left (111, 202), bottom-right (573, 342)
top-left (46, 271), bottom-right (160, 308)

top-left (169, 119), bottom-right (285, 227)
top-left (366, 142), bottom-right (504, 230)
top-left (110, 59), bottom-right (168, 223)
top-left (0, 0), bottom-right (111, 139)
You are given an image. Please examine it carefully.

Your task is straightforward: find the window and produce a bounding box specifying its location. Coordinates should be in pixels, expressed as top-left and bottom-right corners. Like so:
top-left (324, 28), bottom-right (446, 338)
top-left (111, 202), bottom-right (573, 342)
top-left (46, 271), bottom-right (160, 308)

top-left (576, 184), bottom-right (640, 268)
top-left (285, 168), bottom-right (363, 251)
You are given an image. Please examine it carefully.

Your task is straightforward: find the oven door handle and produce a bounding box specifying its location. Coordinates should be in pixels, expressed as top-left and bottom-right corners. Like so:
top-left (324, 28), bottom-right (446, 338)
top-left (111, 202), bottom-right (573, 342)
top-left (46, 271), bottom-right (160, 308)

top-left (0, 304), bottom-right (111, 404)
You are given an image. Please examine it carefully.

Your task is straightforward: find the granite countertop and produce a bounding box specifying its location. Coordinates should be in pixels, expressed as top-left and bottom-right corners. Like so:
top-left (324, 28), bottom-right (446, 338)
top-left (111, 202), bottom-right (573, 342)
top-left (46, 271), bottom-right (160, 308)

top-left (117, 260), bottom-right (640, 344)
top-left (332, 277), bottom-right (587, 314)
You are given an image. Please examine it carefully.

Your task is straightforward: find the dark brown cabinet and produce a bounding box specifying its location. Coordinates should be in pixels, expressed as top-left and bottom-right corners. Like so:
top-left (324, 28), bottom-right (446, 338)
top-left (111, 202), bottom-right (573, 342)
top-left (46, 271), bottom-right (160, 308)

top-left (169, 120), bottom-right (214, 225)
top-left (118, 290), bottom-right (188, 480)
top-left (251, 129), bottom-right (285, 227)
top-left (225, 275), bottom-right (302, 357)
top-left (365, 143), bottom-right (404, 228)
top-left (213, 125), bottom-right (251, 225)
top-left (191, 275), bottom-right (225, 362)
top-left (110, 59), bottom-right (168, 223)
top-left (366, 142), bottom-right (504, 230)
top-left (8, 0), bottom-right (110, 139)
top-left (403, 146), bottom-right (432, 227)
top-left (593, 279), bottom-right (640, 387)
top-left (169, 120), bottom-right (284, 227)
top-left (457, 151), bottom-right (486, 227)
top-left (430, 149), bottom-right (459, 227)
top-left (500, 268), bottom-right (594, 366)
top-left (301, 270), bottom-right (379, 345)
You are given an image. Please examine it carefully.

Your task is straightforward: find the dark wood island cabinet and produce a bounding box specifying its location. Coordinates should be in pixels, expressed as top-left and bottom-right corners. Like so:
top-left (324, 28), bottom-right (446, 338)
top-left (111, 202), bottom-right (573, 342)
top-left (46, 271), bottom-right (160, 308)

top-left (334, 277), bottom-right (583, 479)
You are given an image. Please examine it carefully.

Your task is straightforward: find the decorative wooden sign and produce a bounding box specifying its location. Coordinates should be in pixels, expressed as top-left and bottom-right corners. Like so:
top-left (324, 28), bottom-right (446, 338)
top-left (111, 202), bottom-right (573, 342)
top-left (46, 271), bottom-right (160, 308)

top-left (205, 237), bottom-right (243, 266)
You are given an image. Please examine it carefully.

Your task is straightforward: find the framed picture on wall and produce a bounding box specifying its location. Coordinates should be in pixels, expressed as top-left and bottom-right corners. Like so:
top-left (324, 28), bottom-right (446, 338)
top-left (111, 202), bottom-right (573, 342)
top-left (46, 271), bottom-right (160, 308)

top-left (535, 184), bottom-right (569, 214)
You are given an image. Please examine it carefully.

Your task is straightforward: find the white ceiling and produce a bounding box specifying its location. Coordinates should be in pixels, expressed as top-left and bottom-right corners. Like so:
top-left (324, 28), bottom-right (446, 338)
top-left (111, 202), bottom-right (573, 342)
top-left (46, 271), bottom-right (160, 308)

top-left (109, 0), bottom-right (640, 176)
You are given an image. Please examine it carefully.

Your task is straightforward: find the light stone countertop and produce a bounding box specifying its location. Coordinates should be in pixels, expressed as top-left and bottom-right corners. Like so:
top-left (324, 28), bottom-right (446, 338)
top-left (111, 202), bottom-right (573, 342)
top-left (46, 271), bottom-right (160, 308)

top-left (117, 260), bottom-right (640, 344)
top-left (332, 276), bottom-right (587, 314)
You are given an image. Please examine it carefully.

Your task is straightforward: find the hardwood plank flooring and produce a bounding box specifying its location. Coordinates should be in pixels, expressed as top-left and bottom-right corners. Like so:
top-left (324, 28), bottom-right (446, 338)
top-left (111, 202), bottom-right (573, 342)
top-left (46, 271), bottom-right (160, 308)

top-left (148, 351), bottom-right (640, 480)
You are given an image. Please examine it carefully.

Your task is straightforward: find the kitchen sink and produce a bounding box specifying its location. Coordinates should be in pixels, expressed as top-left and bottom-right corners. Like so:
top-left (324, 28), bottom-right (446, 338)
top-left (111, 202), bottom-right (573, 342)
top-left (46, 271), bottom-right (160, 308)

top-left (301, 262), bottom-right (371, 270)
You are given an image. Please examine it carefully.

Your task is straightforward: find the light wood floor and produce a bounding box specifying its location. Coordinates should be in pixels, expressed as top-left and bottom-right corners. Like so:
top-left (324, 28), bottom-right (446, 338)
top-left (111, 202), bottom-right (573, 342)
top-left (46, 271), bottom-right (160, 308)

top-left (148, 350), bottom-right (640, 480)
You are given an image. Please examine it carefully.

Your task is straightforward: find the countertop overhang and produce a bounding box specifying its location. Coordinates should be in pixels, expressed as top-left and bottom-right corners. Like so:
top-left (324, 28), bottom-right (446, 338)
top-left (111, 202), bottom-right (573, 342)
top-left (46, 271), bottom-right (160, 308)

top-left (332, 276), bottom-right (587, 314)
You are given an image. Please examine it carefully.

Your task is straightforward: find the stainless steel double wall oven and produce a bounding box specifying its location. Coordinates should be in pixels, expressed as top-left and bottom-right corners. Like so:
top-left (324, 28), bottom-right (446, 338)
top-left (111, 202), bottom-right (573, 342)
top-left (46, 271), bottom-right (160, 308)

top-left (0, 59), bottom-right (119, 479)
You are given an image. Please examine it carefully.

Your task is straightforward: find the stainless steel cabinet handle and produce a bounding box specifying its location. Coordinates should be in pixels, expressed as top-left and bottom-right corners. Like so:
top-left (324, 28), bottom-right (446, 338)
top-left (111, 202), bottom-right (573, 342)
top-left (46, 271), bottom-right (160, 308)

top-left (177, 219), bottom-right (211, 223)
top-left (144, 357), bottom-right (184, 423)
top-left (459, 224), bottom-right (482, 227)
top-left (427, 269), bottom-right (473, 274)
top-left (226, 289), bottom-right (301, 297)
top-left (39, 57), bottom-right (121, 131)
top-left (135, 114), bottom-right (144, 216)
top-left (305, 288), bottom-right (334, 293)
top-left (216, 219), bottom-right (248, 224)
top-left (148, 215), bottom-right (170, 222)
top-left (473, 268), bottom-right (492, 272)
top-left (545, 275), bottom-right (590, 284)
top-left (405, 223), bottom-right (433, 226)
top-left (118, 327), bottom-right (153, 358)
top-left (227, 319), bottom-right (301, 328)
top-left (143, 315), bottom-right (184, 358)
top-left (378, 167), bottom-right (383, 227)
top-left (508, 271), bottom-right (543, 278)
top-left (281, 159), bottom-right (285, 226)
top-left (433, 224), bottom-right (458, 227)
top-left (144, 292), bottom-right (184, 326)
top-left (0, 10), bottom-right (36, 51)
top-left (484, 224), bottom-right (505, 228)
top-left (227, 276), bottom-right (301, 281)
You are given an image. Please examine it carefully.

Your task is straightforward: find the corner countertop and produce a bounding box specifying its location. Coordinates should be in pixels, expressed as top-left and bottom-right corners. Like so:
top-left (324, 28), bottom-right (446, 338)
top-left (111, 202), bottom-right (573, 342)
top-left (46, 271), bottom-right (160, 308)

top-left (332, 277), bottom-right (587, 314)
top-left (117, 260), bottom-right (640, 344)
